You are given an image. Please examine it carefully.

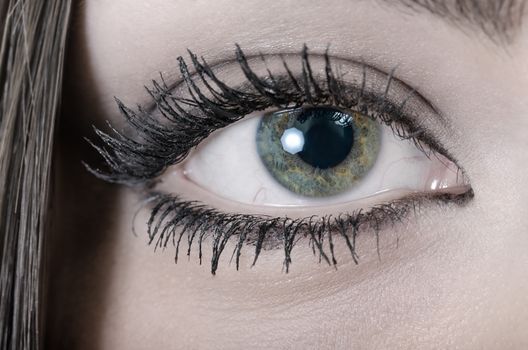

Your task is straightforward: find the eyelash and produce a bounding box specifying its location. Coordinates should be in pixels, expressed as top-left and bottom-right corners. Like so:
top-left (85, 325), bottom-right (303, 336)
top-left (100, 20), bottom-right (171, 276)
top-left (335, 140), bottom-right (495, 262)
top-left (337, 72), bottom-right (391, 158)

top-left (87, 44), bottom-right (471, 274)
top-left (144, 192), bottom-right (472, 275)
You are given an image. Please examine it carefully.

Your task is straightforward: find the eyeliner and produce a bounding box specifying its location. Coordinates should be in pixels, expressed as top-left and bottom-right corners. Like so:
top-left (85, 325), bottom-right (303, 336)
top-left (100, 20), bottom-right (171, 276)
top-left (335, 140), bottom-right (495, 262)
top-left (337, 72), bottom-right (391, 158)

top-left (86, 44), bottom-right (472, 274)
top-left (86, 44), bottom-right (444, 185)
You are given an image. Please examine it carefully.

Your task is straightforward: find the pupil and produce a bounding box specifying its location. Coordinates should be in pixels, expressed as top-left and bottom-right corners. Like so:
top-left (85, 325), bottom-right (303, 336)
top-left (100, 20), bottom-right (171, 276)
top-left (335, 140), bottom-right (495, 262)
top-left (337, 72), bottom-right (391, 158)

top-left (290, 107), bottom-right (354, 169)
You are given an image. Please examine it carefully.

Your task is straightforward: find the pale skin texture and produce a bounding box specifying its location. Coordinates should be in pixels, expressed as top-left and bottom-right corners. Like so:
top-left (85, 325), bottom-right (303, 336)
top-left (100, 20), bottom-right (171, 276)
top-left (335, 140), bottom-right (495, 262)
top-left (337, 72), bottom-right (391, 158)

top-left (47, 1), bottom-right (528, 349)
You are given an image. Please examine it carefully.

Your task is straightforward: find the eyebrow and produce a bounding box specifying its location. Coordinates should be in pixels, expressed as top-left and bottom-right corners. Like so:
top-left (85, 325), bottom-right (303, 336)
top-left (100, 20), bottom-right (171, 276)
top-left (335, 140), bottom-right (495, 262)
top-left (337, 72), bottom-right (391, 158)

top-left (382, 0), bottom-right (526, 43)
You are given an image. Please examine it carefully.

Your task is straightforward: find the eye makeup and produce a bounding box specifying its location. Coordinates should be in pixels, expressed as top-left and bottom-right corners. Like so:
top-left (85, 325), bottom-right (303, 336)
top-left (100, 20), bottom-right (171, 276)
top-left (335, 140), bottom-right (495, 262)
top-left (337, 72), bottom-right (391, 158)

top-left (87, 44), bottom-right (473, 274)
top-left (144, 191), bottom-right (472, 274)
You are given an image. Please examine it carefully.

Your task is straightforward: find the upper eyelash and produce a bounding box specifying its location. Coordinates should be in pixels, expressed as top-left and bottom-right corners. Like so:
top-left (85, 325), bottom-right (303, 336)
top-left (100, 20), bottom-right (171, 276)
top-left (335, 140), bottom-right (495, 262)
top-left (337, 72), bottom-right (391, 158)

top-left (85, 44), bottom-right (449, 186)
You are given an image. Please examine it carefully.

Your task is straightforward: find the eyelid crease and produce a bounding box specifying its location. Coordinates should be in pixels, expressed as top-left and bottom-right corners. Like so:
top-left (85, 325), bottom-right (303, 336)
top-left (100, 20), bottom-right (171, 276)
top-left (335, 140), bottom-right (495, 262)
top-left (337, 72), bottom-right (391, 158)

top-left (86, 44), bottom-right (457, 187)
top-left (142, 189), bottom-right (474, 275)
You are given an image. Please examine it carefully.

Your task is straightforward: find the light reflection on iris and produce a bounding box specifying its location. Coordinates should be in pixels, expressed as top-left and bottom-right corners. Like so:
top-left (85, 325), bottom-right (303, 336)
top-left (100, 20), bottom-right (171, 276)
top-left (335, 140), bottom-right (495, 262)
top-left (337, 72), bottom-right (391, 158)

top-left (280, 128), bottom-right (305, 155)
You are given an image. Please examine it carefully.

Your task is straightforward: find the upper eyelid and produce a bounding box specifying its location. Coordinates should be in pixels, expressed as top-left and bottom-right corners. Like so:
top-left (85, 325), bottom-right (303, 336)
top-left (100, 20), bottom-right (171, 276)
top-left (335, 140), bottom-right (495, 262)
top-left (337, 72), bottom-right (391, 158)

top-left (154, 50), bottom-right (452, 153)
top-left (146, 51), bottom-right (452, 146)
top-left (143, 48), bottom-right (446, 125)
top-left (88, 45), bottom-right (457, 185)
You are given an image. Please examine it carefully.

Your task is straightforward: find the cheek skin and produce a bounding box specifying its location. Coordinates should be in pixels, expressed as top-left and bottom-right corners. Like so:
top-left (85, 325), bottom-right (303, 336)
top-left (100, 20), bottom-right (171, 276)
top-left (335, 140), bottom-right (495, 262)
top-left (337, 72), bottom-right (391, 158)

top-left (46, 0), bottom-right (528, 349)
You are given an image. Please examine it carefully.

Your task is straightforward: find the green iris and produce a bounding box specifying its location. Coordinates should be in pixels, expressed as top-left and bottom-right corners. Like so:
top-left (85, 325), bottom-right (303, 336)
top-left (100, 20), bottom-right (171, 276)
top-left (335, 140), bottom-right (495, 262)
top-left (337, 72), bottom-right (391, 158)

top-left (256, 106), bottom-right (381, 197)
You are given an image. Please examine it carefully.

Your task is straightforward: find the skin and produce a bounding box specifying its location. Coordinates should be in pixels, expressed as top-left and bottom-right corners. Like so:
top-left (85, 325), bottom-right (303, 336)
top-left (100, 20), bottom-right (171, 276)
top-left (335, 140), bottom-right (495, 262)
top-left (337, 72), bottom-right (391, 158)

top-left (47, 1), bottom-right (528, 349)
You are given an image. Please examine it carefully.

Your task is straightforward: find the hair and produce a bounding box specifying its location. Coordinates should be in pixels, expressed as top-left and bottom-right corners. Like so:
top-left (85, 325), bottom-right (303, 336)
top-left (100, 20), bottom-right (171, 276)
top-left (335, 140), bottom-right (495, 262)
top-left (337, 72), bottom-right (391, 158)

top-left (0, 0), bottom-right (72, 349)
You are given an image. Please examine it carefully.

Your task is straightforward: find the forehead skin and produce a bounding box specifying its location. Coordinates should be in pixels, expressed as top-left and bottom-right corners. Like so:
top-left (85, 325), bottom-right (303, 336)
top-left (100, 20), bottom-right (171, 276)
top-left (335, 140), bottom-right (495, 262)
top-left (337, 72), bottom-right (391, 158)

top-left (48, 0), bottom-right (528, 349)
top-left (383, 0), bottom-right (526, 42)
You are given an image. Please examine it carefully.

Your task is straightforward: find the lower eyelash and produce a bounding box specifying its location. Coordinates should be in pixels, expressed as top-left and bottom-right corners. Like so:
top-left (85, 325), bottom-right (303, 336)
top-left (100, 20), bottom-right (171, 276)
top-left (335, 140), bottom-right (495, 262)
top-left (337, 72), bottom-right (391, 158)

top-left (143, 190), bottom-right (474, 275)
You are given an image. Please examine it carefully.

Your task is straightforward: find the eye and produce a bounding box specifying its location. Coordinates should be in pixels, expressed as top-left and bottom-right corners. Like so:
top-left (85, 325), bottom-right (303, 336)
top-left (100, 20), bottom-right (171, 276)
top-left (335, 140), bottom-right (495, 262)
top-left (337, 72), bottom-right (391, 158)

top-left (88, 44), bottom-right (474, 274)
top-left (179, 105), bottom-right (466, 208)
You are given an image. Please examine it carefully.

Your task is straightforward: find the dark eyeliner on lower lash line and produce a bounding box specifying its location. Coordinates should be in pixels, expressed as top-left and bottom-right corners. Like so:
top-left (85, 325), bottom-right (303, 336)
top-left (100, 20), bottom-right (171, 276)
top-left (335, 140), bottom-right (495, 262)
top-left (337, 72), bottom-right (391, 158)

top-left (145, 191), bottom-right (473, 275)
top-left (86, 44), bottom-right (473, 274)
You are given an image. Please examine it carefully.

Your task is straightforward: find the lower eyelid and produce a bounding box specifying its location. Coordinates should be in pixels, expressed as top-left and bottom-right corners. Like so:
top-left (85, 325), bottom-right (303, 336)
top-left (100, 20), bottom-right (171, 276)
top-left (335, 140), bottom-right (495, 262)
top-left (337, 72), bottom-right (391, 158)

top-left (143, 121), bottom-right (472, 274)
top-left (138, 189), bottom-right (474, 274)
top-left (154, 159), bottom-right (470, 217)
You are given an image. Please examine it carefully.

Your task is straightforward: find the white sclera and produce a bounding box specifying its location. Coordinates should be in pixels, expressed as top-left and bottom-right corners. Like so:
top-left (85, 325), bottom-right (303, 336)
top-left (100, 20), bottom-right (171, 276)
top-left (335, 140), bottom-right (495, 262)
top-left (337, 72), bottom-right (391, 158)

top-left (183, 116), bottom-right (465, 207)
